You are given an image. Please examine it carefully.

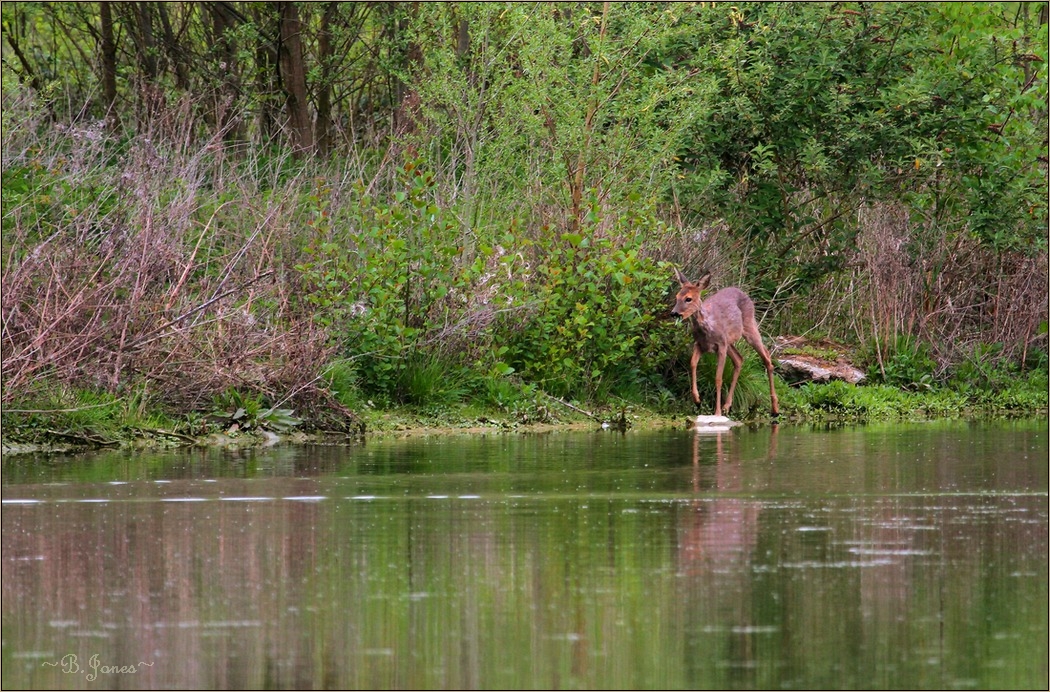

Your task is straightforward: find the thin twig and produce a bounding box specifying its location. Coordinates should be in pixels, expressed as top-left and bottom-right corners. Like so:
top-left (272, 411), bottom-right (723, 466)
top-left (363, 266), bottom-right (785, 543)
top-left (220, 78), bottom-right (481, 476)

top-left (166, 200), bottom-right (232, 311)
top-left (42, 429), bottom-right (119, 446)
top-left (266, 372), bottom-right (326, 413)
top-left (3, 401), bottom-right (119, 414)
top-left (126, 270), bottom-right (274, 350)
top-left (541, 392), bottom-right (598, 420)
top-left (133, 427), bottom-right (199, 443)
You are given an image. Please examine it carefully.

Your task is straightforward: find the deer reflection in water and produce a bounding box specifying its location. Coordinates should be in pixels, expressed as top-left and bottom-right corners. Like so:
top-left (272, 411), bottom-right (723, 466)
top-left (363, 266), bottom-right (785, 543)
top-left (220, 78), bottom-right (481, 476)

top-left (677, 427), bottom-right (778, 577)
top-left (675, 426), bottom-right (779, 671)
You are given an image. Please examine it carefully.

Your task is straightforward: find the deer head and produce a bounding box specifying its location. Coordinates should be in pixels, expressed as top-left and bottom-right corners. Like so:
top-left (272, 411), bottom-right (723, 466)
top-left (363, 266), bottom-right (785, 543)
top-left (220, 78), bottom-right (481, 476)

top-left (672, 269), bottom-right (712, 320)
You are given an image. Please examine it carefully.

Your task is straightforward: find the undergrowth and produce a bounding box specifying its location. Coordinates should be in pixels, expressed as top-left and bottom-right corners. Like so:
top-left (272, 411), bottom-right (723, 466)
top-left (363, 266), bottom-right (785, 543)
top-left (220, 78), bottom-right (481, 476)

top-left (1, 92), bottom-right (1046, 449)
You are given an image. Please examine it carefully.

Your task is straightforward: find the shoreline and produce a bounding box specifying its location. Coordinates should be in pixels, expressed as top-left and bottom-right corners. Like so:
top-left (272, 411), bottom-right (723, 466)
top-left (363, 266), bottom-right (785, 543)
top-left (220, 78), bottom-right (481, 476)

top-left (3, 407), bottom-right (1046, 458)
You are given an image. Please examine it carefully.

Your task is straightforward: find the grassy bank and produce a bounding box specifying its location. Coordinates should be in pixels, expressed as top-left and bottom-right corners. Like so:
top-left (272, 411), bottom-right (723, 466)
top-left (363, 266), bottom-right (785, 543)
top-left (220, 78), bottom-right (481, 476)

top-left (2, 365), bottom-right (1046, 456)
top-left (3, 128), bottom-right (1045, 453)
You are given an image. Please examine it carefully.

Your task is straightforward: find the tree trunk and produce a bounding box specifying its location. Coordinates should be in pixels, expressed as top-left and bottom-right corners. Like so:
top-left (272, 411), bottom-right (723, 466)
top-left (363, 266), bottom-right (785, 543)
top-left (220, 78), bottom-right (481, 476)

top-left (278, 1), bottom-right (313, 155)
top-left (2, 8), bottom-right (45, 95)
top-left (127, 2), bottom-right (165, 125)
top-left (207, 2), bottom-right (244, 142)
top-left (456, 15), bottom-right (469, 60)
top-left (99, 1), bottom-right (118, 127)
top-left (393, 2), bottom-right (423, 137)
top-left (156, 3), bottom-right (189, 91)
top-left (316, 2), bottom-right (337, 155)
top-left (131, 3), bottom-right (157, 79)
top-left (249, 4), bottom-right (279, 143)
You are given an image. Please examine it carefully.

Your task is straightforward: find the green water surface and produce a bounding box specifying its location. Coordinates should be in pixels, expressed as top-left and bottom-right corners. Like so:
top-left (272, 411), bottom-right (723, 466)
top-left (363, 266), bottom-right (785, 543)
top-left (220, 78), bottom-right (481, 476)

top-left (2, 420), bottom-right (1046, 689)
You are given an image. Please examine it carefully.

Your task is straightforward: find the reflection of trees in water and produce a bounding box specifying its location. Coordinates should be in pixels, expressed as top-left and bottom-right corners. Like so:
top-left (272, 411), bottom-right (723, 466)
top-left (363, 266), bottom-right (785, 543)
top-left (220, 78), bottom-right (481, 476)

top-left (2, 425), bottom-right (1045, 689)
top-left (1, 488), bottom-right (329, 689)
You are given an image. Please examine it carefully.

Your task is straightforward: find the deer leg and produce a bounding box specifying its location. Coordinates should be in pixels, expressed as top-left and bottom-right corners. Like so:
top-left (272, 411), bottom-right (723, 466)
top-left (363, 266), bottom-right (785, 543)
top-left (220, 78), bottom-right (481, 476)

top-left (714, 347), bottom-right (727, 416)
top-left (744, 329), bottom-right (779, 416)
top-left (724, 345), bottom-right (744, 414)
top-left (689, 343), bottom-right (702, 405)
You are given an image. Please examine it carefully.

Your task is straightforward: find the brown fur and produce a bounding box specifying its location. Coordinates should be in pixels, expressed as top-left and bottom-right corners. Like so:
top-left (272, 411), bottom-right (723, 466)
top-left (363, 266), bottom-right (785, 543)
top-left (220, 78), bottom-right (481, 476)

top-left (672, 268), bottom-right (779, 416)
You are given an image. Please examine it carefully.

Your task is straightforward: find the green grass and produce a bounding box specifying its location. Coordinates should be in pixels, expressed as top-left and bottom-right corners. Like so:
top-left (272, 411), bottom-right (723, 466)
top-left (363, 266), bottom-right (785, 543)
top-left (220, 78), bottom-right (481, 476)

top-left (1, 385), bottom-right (183, 447)
top-left (2, 360), bottom-right (1046, 452)
top-left (777, 370), bottom-right (1048, 422)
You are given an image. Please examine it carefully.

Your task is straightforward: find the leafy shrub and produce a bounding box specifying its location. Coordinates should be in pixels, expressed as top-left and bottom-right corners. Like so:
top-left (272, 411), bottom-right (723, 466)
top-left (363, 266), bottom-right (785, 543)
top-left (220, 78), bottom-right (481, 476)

top-left (297, 160), bottom-right (480, 402)
top-left (210, 389), bottom-right (301, 433)
top-left (798, 380), bottom-right (857, 413)
top-left (471, 363), bottom-right (534, 412)
top-left (967, 368), bottom-right (1049, 414)
top-left (500, 230), bottom-right (670, 402)
top-left (794, 380), bottom-right (919, 419)
top-left (868, 335), bottom-right (938, 390)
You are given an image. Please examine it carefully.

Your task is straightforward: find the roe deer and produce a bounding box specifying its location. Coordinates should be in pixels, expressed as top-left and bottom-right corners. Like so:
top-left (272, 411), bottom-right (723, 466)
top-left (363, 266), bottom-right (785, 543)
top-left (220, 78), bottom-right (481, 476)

top-left (672, 268), bottom-right (779, 417)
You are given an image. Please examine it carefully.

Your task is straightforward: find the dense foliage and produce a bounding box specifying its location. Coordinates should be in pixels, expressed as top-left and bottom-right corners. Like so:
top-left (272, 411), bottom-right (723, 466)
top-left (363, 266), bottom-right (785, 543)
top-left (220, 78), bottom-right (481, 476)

top-left (1, 2), bottom-right (1046, 431)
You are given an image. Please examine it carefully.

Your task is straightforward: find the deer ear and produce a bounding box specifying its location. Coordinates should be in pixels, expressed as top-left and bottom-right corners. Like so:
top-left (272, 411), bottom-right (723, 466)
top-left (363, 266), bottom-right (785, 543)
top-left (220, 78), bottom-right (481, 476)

top-left (673, 266), bottom-right (689, 286)
top-left (696, 273), bottom-right (712, 290)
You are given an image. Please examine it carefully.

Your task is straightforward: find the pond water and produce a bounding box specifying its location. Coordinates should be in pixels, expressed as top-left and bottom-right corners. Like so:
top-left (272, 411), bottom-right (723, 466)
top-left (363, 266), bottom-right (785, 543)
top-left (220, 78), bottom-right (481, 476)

top-left (2, 420), bottom-right (1047, 690)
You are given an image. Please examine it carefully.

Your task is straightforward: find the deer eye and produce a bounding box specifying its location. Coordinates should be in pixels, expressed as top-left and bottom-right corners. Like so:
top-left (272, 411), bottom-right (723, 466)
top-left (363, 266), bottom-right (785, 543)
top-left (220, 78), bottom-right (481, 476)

top-left (685, 297), bottom-right (692, 303)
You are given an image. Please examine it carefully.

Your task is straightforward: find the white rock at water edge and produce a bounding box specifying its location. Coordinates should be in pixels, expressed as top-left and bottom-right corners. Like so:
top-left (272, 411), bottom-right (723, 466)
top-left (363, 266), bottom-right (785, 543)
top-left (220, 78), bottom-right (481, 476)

top-left (693, 415), bottom-right (742, 432)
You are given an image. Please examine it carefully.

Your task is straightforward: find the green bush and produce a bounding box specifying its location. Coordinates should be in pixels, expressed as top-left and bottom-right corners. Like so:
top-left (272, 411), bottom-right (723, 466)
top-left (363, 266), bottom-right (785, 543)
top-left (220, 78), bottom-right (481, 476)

top-left (210, 389), bottom-right (301, 433)
top-left (798, 380), bottom-right (857, 414)
top-left (297, 160), bottom-right (479, 402)
top-left (396, 354), bottom-right (470, 409)
top-left (793, 380), bottom-right (922, 420)
top-left (320, 359), bottom-right (365, 410)
top-left (867, 335), bottom-right (938, 390)
top-left (501, 230), bottom-right (670, 403)
top-left (298, 164), bottom-right (684, 409)
top-left (469, 362), bottom-right (535, 413)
